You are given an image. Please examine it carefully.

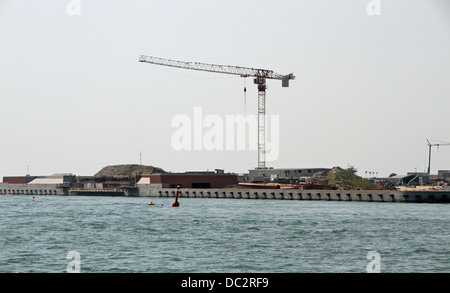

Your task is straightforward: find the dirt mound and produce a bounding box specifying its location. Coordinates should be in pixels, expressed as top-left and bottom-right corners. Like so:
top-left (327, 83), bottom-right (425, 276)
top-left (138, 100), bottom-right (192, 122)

top-left (94, 164), bottom-right (166, 177)
top-left (312, 167), bottom-right (383, 190)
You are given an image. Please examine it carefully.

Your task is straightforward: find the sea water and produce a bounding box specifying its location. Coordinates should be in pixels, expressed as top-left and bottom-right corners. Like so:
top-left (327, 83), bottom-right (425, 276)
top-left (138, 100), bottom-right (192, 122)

top-left (0, 195), bottom-right (448, 273)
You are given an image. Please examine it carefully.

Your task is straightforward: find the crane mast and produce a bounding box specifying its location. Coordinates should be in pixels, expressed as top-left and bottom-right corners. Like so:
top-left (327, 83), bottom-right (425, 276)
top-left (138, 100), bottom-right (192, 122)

top-left (139, 55), bottom-right (295, 169)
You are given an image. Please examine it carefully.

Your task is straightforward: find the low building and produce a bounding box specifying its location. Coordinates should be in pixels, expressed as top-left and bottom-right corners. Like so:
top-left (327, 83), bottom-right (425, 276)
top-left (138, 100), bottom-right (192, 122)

top-left (2, 175), bottom-right (76, 186)
top-left (437, 170), bottom-right (450, 181)
top-left (249, 168), bottom-right (331, 183)
top-left (137, 173), bottom-right (238, 188)
top-left (2, 176), bottom-right (35, 184)
top-left (75, 176), bottom-right (134, 189)
top-left (0, 175), bottom-right (75, 196)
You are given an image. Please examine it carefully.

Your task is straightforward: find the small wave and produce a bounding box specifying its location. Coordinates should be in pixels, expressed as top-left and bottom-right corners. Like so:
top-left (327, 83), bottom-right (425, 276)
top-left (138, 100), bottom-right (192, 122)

top-left (332, 228), bottom-right (348, 234)
top-left (413, 247), bottom-right (431, 254)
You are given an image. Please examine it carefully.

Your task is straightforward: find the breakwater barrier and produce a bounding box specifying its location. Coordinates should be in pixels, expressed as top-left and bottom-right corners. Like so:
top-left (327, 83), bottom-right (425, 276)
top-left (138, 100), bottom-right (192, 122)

top-left (136, 187), bottom-right (449, 203)
top-left (1, 184), bottom-right (448, 203)
top-left (0, 183), bottom-right (67, 196)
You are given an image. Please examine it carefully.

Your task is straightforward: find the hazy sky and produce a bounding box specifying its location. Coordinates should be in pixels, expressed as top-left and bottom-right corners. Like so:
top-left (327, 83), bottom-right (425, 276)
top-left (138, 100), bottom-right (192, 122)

top-left (1, 0), bottom-right (449, 178)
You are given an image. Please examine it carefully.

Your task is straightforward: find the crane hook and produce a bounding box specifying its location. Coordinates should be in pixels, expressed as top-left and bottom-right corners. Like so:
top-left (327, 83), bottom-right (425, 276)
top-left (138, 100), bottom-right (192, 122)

top-left (244, 87), bottom-right (247, 112)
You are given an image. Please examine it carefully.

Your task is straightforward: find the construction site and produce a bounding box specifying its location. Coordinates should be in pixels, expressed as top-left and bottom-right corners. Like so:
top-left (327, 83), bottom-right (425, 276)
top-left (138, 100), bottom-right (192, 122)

top-left (0, 162), bottom-right (449, 203)
top-left (1, 56), bottom-right (449, 203)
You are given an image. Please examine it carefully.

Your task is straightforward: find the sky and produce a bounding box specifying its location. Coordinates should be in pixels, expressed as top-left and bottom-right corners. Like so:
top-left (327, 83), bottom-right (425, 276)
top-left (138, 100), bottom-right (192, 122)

top-left (1, 0), bottom-right (449, 178)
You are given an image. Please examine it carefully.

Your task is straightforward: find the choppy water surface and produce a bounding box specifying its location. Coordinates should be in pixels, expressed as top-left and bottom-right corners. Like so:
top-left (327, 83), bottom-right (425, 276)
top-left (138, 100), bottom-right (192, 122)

top-left (0, 195), bottom-right (448, 272)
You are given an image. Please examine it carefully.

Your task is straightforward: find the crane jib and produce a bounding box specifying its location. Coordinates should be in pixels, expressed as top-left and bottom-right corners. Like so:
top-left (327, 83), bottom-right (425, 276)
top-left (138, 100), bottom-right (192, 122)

top-left (139, 55), bottom-right (295, 81)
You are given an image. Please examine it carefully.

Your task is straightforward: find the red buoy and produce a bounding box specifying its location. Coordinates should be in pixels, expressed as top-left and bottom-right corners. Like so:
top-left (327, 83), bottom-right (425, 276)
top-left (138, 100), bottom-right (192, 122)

top-left (172, 185), bottom-right (180, 207)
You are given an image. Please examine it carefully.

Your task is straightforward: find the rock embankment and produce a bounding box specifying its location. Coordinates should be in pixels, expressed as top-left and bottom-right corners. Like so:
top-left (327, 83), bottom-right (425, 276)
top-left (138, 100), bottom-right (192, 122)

top-left (94, 164), bottom-right (166, 177)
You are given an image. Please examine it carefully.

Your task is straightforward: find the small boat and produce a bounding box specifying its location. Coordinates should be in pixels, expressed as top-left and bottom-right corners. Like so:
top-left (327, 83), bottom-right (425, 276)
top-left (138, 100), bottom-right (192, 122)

top-left (147, 202), bottom-right (155, 205)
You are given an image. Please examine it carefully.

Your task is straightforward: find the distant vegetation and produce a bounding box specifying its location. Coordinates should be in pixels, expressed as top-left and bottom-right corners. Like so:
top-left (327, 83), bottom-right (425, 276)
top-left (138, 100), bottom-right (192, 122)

top-left (313, 167), bottom-right (383, 190)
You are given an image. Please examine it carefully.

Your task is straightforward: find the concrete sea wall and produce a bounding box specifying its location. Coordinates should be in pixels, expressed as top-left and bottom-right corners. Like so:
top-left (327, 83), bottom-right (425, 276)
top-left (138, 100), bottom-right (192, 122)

top-left (137, 186), bottom-right (450, 203)
top-left (1, 183), bottom-right (448, 203)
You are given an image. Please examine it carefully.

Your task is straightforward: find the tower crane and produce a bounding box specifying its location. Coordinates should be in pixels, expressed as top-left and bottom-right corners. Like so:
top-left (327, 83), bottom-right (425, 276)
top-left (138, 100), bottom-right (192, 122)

top-left (139, 55), bottom-right (295, 169)
top-left (426, 139), bottom-right (450, 176)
